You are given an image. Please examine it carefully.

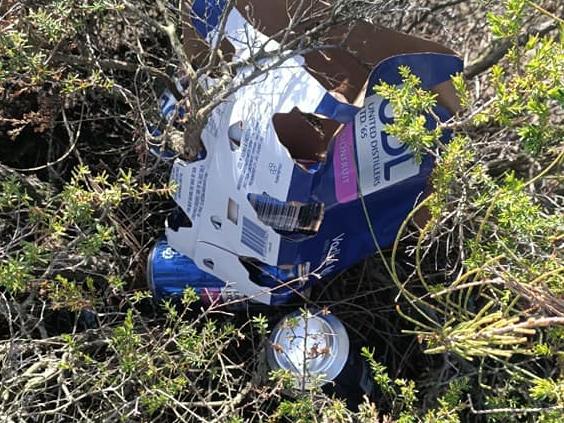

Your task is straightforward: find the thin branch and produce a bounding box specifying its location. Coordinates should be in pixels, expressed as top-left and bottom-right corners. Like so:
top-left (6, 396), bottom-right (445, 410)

top-left (468, 394), bottom-right (564, 415)
top-left (464, 21), bottom-right (557, 79)
top-left (50, 53), bottom-right (182, 99)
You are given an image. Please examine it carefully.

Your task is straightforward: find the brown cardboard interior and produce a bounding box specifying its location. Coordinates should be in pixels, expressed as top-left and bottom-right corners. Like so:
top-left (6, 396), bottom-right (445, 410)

top-left (181, 0), bottom-right (460, 162)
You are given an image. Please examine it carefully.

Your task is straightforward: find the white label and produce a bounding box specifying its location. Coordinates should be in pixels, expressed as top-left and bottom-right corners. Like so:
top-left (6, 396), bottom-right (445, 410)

top-left (318, 233), bottom-right (345, 278)
top-left (354, 95), bottom-right (420, 195)
top-left (236, 101), bottom-right (268, 191)
top-left (171, 163), bottom-right (208, 220)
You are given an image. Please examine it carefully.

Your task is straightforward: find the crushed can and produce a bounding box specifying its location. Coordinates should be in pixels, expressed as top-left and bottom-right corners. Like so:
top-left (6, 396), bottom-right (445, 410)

top-left (147, 237), bottom-right (311, 307)
top-left (266, 309), bottom-right (375, 410)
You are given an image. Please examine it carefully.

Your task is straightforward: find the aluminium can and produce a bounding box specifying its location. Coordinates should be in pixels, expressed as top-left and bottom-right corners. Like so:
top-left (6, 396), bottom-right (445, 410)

top-left (266, 309), bottom-right (374, 409)
top-left (147, 238), bottom-right (310, 307)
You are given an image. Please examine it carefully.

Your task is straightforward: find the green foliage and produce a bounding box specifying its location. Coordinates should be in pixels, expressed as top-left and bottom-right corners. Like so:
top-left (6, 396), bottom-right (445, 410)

top-left (0, 0), bottom-right (122, 84)
top-left (374, 66), bottom-right (441, 163)
top-left (269, 368), bottom-right (297, 390)
top-left (376, 3), bottom-right (563, 422)
top-left (428, 135), bottom-right (474, 219)
top-left (438, 377), bottom-right (469, 410)
top-left (361, 348), bottom-right (470, 422)
top-left (538, 410), bottom-right (564, 423)
top-left (141, 375), bottom-right (189, 415)
top-left (273, 397), bottom-right (317, 423)
top-left (48, 274), bottom-right (93, 311)
top-left (474, 31), bottom-right (563, 154)
top-left (175, 318), bottom-right (238, 368)
top-left (422, 308), bottom-right (534, 359)
top-left (111, 309), bottom-right (142, 374)
top-left (320, 399), bottom-right (351, 422)
top-left (78, 224), bottom-right (114, 257)
top-left (486, 173), bottom-right (547, 235)
top-left (181, 286), bottom-right (199, 306)
top-left (0, 1), bottom-right (562, 421)
top-left (487, 0), bottom-right (527, 38)
top-left (0, 242), bottom-right (47, 294)
top-left (28, 1), bottom-right (75, 44)
top-left (451, 73), bottom-right (471, 109)
top-left (361, 347), bottom-right (394, 395)
top-left (251, 313), bottom-right (270, 337)
top-left (0, 177), bottom-right (31, 210)
top-left (0, 256), bottom-right (32, 294)
top-left (0, 162), bottom-right (173, 301)
top-left (462, 168), bottom-right (563, 296)
top-left (62, 70), bottom-right (115, 94)
top-left (0, 29), bottom-right (46, 82)
top-left (107, 275), bottom-right (125, 291)
top-left (529, 378), bottom-right (564, 404)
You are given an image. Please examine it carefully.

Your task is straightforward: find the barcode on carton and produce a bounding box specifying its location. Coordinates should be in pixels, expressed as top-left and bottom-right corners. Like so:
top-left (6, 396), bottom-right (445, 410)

top-left (241, 217), bottom-right (268, 256)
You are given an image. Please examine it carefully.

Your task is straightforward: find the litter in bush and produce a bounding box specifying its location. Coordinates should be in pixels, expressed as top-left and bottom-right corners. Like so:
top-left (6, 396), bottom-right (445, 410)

top-left (156, 2), bottom-right (463, 305)
top-left (266, 308), bottom-right (375, 410)
top-left (148, 237), bottom-right (310, 307)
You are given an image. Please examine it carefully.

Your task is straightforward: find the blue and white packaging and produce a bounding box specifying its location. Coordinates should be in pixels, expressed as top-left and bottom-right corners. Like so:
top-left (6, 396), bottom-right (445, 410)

top-left (148, 237), bottom-right (310, 307)
top-left (164, 4), bottom-right (463, 305)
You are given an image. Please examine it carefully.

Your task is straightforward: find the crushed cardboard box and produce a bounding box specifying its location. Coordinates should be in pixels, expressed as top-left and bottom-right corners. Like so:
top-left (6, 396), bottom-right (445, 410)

top-left (162, 1), bottom-right (463, 304)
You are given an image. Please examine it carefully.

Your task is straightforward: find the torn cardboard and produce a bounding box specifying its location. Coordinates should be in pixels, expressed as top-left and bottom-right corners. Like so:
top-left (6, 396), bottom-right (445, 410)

top-left (164, 1), bottom-right (463, 304)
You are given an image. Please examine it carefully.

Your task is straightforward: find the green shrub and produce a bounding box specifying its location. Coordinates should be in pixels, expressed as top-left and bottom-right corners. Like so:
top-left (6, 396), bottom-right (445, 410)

top-left (0, 0), bottom-right (562, 421)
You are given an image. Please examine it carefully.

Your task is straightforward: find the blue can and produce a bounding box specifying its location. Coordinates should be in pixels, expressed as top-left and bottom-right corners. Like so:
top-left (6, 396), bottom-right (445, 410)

top-left (147, 238), bottom-right (311, 307)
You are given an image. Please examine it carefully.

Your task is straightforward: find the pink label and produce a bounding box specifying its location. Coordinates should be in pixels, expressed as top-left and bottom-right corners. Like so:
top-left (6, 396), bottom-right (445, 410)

top-left (333, 124), bottom-right (358, 203)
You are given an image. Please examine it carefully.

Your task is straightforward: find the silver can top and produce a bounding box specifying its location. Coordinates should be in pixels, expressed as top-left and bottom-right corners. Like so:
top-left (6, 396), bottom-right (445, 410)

top-left (267, 309), bottom-right (349, 389)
